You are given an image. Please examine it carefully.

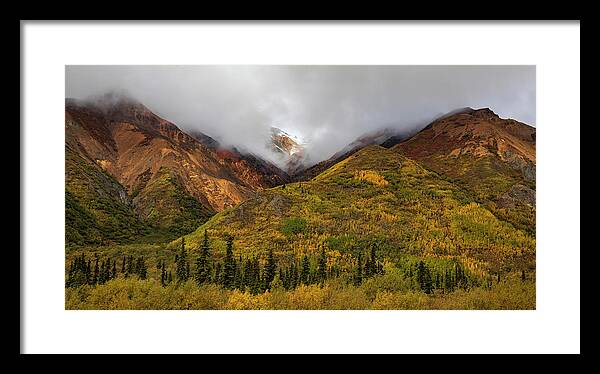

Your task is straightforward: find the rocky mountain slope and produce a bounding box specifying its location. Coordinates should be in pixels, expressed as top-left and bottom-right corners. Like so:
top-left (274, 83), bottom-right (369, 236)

top-left (65, 94), bottom-right (289, 244)
top-left (392, 107), bottom-right (536, 233)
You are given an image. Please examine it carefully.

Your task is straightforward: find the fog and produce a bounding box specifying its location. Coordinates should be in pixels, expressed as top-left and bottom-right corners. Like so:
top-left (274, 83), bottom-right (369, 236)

top-left (65, 65), bottom-right (535, 166)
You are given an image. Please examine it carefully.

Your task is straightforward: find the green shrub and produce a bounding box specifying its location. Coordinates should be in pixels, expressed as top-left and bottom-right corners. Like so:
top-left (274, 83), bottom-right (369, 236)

top-left (281, 217), bottom-right (307, 236)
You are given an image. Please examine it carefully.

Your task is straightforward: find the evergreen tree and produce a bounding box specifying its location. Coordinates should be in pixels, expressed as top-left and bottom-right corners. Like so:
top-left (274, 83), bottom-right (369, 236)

top-left (316, 247), bottom-right (327, 285)
top-left (236, 258), bottom-right (245, 290)
top-left (242, 257), bottom-right (252, 291)
top-left (354, 253), bottom-right (363, 286)
top-left (222, 235), bottom-right (236, 289)
top-left (176, 238), bottom-right (189, 283)
top-left (416, 261), bottom-right (432, 294)
top-left (289, 262), bottom-right (298, 290)
top-left (137, 256), bottom-right (147, 280)
top-left (263, 248), bottom-right (276, 291)
top-left (195, 229), bottom-right (211, 285)
top-left (98, 260), bottom-right (106, 284)
top-left (110, 260), bottom-right (116, 280)
top-left (300, 255), bottom-right (310, 285)
top-left (250, 258), bottom-right (261, 294)
top-left (369, 245), bottom-right (378, 275)
top-left (66, 253), bottom-right (89, 288)
top-left (92, 256), bottom-right (99, 285)
top-left (127, 255), bottom-right (134, 274)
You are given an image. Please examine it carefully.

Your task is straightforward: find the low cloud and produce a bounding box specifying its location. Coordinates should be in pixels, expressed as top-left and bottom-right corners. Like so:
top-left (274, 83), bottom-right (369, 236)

top-left (66, 65), bottom-right (536, 165)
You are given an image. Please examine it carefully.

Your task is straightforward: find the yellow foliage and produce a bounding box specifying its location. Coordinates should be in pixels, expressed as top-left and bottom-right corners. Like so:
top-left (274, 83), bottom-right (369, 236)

top-left (354, 170), bottom-right (389, 186)
top-left (65, 277), bottom-right (535, 310)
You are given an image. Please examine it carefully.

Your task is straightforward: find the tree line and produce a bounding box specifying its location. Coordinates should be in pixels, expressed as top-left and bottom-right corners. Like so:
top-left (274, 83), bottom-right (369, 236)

top-left (66, 231), bottom-right (482, 295)
top-left (166, 231), bottom-right (383, 294)
top-left (66, 253), bottom-right (148, 287)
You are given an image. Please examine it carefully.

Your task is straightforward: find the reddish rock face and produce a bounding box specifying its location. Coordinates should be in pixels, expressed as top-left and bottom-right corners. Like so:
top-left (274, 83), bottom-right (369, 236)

top-left (394, 108), bottom-right (536, 180)
top-left (66, 97), bottom-right (289, 218)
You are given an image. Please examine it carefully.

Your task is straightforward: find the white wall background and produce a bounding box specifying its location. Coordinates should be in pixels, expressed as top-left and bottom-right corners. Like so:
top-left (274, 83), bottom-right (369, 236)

top-left (22, 21), bottom-right (580, 354)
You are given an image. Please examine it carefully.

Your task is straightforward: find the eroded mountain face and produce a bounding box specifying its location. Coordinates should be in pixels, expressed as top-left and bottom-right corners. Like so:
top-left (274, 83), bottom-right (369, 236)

top-left (65, 96), bottom-right (289, 243)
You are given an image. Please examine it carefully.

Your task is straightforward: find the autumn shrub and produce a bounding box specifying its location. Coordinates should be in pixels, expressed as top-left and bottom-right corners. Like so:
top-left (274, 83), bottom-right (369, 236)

top-left (66, 276), bottom-right (535, 310)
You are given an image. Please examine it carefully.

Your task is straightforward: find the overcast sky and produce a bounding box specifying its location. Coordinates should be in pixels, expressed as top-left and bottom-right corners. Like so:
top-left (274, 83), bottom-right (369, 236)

top-left (65, 65), bottom-right (535, 165)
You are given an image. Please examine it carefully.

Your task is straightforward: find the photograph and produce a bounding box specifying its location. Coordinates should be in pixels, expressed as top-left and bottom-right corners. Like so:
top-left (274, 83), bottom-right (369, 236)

top-left (64, 65), bottom-right (537, 310)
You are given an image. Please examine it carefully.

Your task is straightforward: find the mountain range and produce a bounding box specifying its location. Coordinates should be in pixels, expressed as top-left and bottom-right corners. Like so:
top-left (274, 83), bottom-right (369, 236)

top-left (65, 94), bottom-right (535, 258)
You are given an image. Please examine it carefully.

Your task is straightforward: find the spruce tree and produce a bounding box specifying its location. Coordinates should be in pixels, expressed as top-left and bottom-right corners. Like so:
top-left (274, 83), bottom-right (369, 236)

top-left (138, 256), bottom-right (147, 280)
top-left (241, 257), bottom-right (250, 291)
top-left (316, 247), bottom-right (327, 285)
top-left (234, 257), bottom-right (243, 290)
top-left (416, 261), bottom-right (432, 294)
top-left (93, 257), bottom-right (99, 285)
top-left (354, 253), bottom-right (363, 286)
top-left (195, 229), bottom-right (211, 285)
top-left (263, 248), bottom-right (276, 291)
top-left (416, 261), bottom-right (425, 291)
top-left (289, 262), bottom-right (298, 290)
top-left (250, 258), bottom-right (261, 295)
top-left (423, 266), bottom-right (433, 294)
top-left (176, 238), bottom-right (189, 283)
top-left (222, 235), bottom-right (236, 289)
top-left (127, 255), bottom-right (134, 274)
top-left (369, 245), bottom-right (378, 275)
top-left (300, 255), bottom-right (310, 285)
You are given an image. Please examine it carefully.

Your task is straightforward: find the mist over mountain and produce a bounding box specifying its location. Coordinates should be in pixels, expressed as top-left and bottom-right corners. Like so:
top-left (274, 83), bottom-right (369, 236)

top-left (66, 65), bottom-right (536, 168)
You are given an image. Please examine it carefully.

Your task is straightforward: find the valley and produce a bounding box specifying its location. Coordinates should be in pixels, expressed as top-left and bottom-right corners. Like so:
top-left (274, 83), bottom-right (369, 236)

top-left (65, 97), bottom-right (536, 310)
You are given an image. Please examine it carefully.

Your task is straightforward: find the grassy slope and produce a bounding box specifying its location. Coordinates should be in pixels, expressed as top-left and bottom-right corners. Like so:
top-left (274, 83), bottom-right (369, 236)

top-left (394, 151), bottom-right (536, 235)
top-left (65, 146), bottom-right (150, 246)
top-left (132, 167), bottom-right (213, 237)
top-left (66, 145), bottom-right (213, 246)
top-left (178, 145), bottom-right (535, 275)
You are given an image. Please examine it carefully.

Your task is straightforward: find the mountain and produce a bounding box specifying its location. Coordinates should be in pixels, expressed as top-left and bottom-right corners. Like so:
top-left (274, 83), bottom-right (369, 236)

top-left (295, 128), bottom-right (409, 181)
top-left (178, 144), bottom-right (535, 277)
top-left (187, 130), bottom-right (291, 188)
top-left (269, 127), bottom-right (307, 175)
top-left (65, 94), bottom-right (289, 244)
top-left (392, 107), bottom-right (536, 233)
